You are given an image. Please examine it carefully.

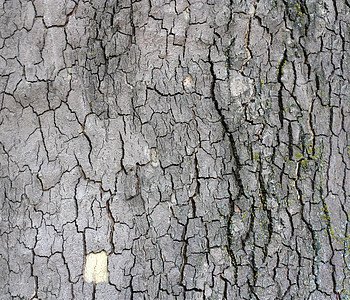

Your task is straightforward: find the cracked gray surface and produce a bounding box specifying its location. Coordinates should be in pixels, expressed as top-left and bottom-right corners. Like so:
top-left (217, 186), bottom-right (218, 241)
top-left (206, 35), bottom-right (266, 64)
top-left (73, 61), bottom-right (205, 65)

top-left (1, 0), bottom-right (350, 299)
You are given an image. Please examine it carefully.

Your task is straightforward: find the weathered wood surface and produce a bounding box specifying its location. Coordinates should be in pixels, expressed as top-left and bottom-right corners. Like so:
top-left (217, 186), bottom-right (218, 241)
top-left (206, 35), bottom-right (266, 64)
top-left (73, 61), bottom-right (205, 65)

top-left (1, 0), bottom-right (349, 299)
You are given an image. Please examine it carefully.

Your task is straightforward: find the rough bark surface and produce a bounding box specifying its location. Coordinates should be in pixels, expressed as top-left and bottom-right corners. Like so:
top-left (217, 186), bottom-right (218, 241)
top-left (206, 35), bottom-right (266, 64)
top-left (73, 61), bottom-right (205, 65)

top-left (1, 0), bottom-right (349, 299)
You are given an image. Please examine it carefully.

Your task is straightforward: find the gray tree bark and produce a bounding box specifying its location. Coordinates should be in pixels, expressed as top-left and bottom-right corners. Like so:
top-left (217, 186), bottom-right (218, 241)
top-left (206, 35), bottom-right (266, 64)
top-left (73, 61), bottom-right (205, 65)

top-left (1, 0), bottom-right (349, 299)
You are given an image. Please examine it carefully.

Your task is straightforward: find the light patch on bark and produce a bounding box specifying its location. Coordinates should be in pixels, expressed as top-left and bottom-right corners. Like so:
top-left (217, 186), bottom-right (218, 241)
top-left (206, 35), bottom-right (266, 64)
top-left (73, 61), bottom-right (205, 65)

top-left (150, 148), bottom-right (160, 167)
top-left (83, 251), bottom-right (109, 284)
top-left (183, 75), bottom-right (193, 87)
top-left (230, 215), bottom-right (245, 233)
top-left (230, 71), bottom-right (253, 98)
top-left (234, 204), bottom-right (241, 213)
top-left (184, 8), bottom-right (190, 20)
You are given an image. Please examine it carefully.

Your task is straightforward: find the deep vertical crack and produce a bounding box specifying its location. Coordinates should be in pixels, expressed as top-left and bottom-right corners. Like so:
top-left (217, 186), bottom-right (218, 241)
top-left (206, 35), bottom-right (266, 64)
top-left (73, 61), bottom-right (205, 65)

top-left (277, 49), bottom-right (287, 127)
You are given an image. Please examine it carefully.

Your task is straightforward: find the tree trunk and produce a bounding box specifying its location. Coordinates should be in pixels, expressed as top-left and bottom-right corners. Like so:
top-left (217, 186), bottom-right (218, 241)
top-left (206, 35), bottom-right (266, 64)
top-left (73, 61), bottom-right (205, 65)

top-left (1, 0), bottom-right (349, 299)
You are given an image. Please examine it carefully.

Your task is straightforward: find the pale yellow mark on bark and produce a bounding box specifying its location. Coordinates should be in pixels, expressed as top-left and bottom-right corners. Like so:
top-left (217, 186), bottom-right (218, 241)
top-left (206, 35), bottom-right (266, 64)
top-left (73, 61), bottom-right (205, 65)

top-left (234, 204), bottom-right (241, 213)
top-left (67, 67), bottom-right (72, 80)
top-left (83, 251), bottom-right (109, 284)
top-left (150, 148), bottom-right (160, 167)
top-left (183, 75), bottom-right (193, 87)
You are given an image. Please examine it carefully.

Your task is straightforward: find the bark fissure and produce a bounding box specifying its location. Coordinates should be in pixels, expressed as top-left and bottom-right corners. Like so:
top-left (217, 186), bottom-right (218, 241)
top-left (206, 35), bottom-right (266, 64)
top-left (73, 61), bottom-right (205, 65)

top-left (1, 0), bottom-right (349, 298)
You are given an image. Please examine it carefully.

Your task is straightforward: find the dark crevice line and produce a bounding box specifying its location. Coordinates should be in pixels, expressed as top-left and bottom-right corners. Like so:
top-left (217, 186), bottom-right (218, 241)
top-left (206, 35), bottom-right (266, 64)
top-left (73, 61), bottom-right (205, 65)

top-left (92, 283), bottom-right (96, 300)
top-left (288, 122), bottom-right (293, 160)
top-left (307, 83), bottom-right (317, 157)
top-left (295, 238), bottom-right (302, 291)
top-left (119, 132), bottom-right (127, 173)
top-left (30, 249), bottom-right (39, 300)
top-left (324, 137), bottom-right (342, 299)
top-left (248, 247), bottom-right (259, 299)
top-left (277, 49), bottom-right (287, 127)
top-left (130, 1), bottom-right (136, 41)
top-left (222, 274), bottom-right (228, 299)
top-left (179, 218), bottom-right (189, 297)
top-left (294, 161), bottom-right (320, 291)
top-left (299, 0), bottom-right (310, 36)
top-left (106, 197), bottom-right (116, 254)
top-left (258, 160), bottom-right (273, 262)
top-left (42, 3), bottom-right (78, 29)
top-left (189, 105), bottom-right (201, 220)
top-left (331, 0), bottom-right (338, 20)
top-left (190, 153), bottom-right (198, 218)
top-left (209, 51), bottom-right (245, 275)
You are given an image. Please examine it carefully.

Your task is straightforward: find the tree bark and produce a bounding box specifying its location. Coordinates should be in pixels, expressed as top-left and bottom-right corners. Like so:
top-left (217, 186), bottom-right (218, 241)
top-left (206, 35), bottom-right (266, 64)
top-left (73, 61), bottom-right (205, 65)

top-left (1, 0), bottom-right (349, 299)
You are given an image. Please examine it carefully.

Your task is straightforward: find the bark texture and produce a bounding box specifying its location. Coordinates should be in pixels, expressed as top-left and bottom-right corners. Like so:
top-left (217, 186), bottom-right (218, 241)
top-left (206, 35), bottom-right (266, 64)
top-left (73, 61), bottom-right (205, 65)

top-left (1, 0), bottom-right (350, 299)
